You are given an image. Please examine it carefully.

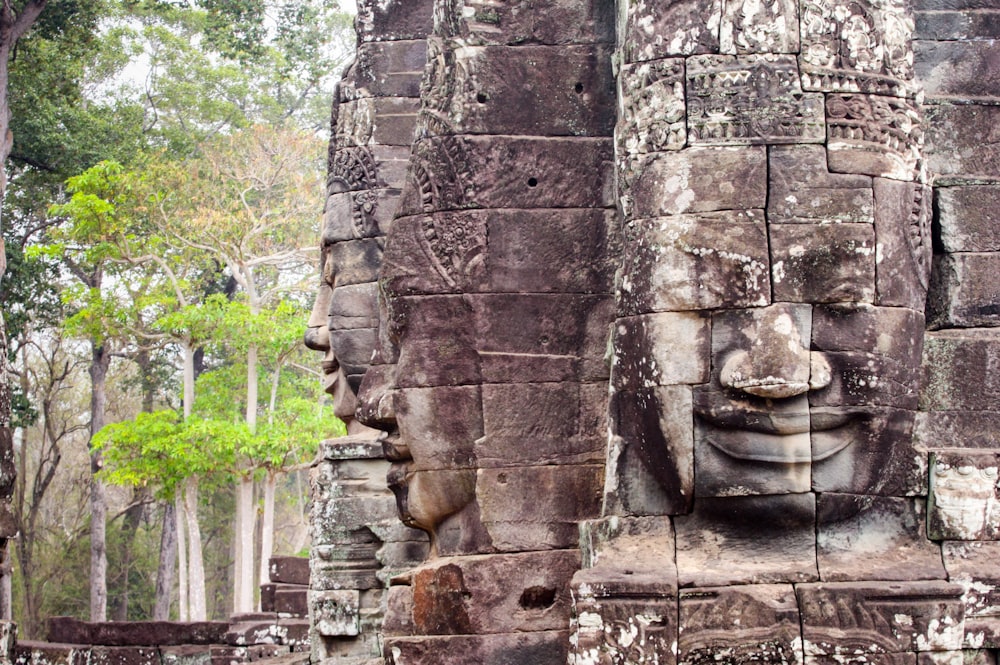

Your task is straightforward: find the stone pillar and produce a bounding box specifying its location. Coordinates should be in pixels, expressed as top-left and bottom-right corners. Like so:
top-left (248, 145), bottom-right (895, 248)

top-left (353, 1), bottom-right (619, 662)
top-left (309, 438), bottom-right (428, 665)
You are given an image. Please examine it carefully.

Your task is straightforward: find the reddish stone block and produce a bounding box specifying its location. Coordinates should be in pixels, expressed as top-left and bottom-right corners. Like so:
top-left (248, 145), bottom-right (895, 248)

top-left (405, 550), bottom-right (579, 636)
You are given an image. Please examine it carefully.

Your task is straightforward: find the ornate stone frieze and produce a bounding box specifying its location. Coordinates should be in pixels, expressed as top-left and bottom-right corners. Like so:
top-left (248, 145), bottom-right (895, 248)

top-left (686, 55), bottom-right (825, 145)
top-left (826, 93), bottom-right (923, 180)
top-left (617, 58), bottom-right (687, 159)
top-left (800, 0), bottom-right (916, 95)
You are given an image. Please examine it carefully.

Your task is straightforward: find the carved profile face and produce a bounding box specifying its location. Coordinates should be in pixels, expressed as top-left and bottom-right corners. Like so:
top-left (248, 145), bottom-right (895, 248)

top-left (304, 129), bottom-right (384, 433)
top-left (355, 295), bottom-right (485, 556)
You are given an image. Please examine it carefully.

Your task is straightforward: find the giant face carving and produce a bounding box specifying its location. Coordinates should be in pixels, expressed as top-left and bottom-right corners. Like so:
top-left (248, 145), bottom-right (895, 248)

top-left (305, 67), bottom-right (386, 438)
top-left (608, 20), bottom-right (930, 522)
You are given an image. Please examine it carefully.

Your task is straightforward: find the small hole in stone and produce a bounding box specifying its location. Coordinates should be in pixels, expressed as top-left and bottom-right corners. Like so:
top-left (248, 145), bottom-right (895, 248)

top-left (574, 82), bottom-right (584, 94)
top-left (624, 570), bottom-right (634, 575)
top-left (527, 177), bottom-right (538, 187)
top-left (519, 586), bottom-right (557, 609)
top-left (476, 92), bottom-right (488, 104)
top-left (497, 472), bottom-right (508, 484)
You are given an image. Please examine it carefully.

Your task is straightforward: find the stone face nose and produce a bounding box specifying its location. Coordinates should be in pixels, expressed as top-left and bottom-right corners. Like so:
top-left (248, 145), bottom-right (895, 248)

top-left (718, 304), bottom-right (831, 399)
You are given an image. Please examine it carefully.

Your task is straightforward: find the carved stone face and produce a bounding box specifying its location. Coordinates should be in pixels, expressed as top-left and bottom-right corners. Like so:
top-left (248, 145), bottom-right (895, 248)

top-left (610, 55), bottom-right (930, 517)
top-left (305, 159), bottom-right (384, 435)
top-left (355, 299), bottom-right (485, 556)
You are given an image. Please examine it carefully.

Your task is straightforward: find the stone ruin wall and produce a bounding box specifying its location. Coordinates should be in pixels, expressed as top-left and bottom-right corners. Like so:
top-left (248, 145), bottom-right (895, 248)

top-left (306, 0), bottom-right (1000, 663)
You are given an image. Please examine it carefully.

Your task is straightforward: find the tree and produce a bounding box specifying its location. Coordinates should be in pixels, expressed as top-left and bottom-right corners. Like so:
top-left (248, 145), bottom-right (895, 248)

top-left (0, 0), bottom-right (51, 617)
top-left (148, 124), bottom-right (324, 612)
top-left (45, 160), bottom-right (143, 621)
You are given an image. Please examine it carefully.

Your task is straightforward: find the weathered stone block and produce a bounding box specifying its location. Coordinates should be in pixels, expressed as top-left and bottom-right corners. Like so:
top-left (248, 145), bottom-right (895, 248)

top-left (475, 464), bottom-right (603, 552)
top-left (915, 410), bottom-right (1000, 450)
top-left (158, 646), bottom-right (211, 665)
top-left (355, 40), bottom-right (427, 98)
top-left (687, 56), bottom-right (824, 145)
top-left (679, 585), bottom-right (802, 665)
top-left (874, 178), bottom-right (932, 309)
top-left (14, 642), bottom-right (90, 665)
top-left (436, 0), bottom-right (615, 45)
top-left (918, 653), bottom-right (997, 665)
top-left (770, 223), bottom-right (876, 304)
top-left (811, 407), bottom-right (923, 496)
top-left (817, 494), bottom-right (946, 581)
top-left (629, 147), bottom-right (768, 217)
top-left (477, 382), bottom-right (605, 467)
top-left (611, 311), bottom-right (711, 390)
top-left (618, 211), bottom-right (771, 315)
top-left (675, 494), bottom-right (819, 586)
top-left (916, 40), bottom-right (1000, 101)
top-left (419, 43), bottom-right (614, 138)
top-left (274, 586), bottom-right (308, 617)
top-left (915, 9), bottom-right (1000, 39)
top-left (391, 295), bottom-right (481, 389)
top-left (721, 0), bottom-right (800, 53)
top-left (928, 254), bottom-right (1000, 328)
top-left (943, 541), bottom-right (1000, 629)
top-left (327, 328), bottom-right (377, 379)
top-left (335, 97), bottom-right (421, 148)
top-left (609, 386), bottom-right (695, 516)
top-left (571, 567), bottom-right (677, 665)
top-left (328, 282), bottom-right (378, 332)
top-left (404, 550), bottom-right (579, 636)
top-left (799, 0), bottom-right (915, 93)
top-left (370, 208), bottom-right (619, 298)
top-left (356, 0), bottom-right (433, 43)
top-left (89, 647), bottom-right (159, 665)
top-left (618, 58), bottom-right (687, 157)
top-left (398, 136), bottom-right (613, 215)
top-left (924, 104), bottom-right (1000, 183)
top-left (394, 385), bottom-right (482, 470)
top-left (768, 145), bottom-right (874, 224)
top-left (325, 239), bottom-right (382, 287)
top-left (579, 516), bottom-right (675, 570)
top-left (323, 188), bottom-right (402, 242)
top-left (921, 329), bottom-right (1000, 411)
top-left (928, 450), bottom-right (1000, 540)
top-left (936, 185), bottom-right (1000, 252)
top-left (384, 631), bottom-right (570, 665)
top-left (309, 590), bottom-right (360, 637)
top-left (798, 580), bottom-right (966, 654)
top-left (621, 0), bottom-right (721, 62)
top-left (826, 95), bottom-right (922, 181)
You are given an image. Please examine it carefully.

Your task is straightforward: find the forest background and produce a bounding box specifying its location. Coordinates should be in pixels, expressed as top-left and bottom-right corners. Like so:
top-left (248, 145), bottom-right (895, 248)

top-left (0, 0), bottom-right (354, 638)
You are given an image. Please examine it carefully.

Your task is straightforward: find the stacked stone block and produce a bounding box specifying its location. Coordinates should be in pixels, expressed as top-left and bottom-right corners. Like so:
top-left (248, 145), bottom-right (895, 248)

top-left (308, 439), bottom-right (427, 665)
top-left (914, 0), bottom-right (1000, 653)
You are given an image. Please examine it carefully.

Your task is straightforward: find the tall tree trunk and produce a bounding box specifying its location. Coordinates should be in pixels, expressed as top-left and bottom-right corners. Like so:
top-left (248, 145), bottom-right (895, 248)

top-left (183, 476), bottom-right (206, 620)
top-left (258, 470), bottom-right (276, 599)
top-left (0, 0), bottom-right (49, 609)
top-left (89, 341), bottom-right (109, 622)
top-left (111, 493), bottom-right (145, 621)
top-left (153, 499), bottom-right (177, 620)
top-left (233, 475), bottom-right (254, 614)
top-left (175, 492), bottom-right (188, 622)
top-left (232, 341), bottom-right (258, 614)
